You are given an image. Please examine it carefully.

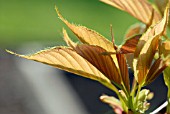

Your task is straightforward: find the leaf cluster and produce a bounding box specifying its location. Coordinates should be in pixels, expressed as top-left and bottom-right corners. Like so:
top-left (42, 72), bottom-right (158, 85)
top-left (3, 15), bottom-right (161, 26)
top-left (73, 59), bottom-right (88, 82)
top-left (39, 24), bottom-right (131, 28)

top-left (7, 0), bottom-right (170, 113)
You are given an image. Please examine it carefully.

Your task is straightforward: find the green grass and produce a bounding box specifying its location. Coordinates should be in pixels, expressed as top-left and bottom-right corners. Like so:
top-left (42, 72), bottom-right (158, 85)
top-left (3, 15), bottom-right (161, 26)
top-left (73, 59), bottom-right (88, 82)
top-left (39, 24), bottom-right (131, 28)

top-left (0, 0), bottom-right (137, 48)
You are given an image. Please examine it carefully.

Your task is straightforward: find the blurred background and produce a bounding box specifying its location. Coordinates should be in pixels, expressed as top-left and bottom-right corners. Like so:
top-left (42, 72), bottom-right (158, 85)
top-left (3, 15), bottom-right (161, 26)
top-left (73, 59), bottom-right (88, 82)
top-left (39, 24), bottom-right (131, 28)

top-left (0, 0), bottom-right (168, 114)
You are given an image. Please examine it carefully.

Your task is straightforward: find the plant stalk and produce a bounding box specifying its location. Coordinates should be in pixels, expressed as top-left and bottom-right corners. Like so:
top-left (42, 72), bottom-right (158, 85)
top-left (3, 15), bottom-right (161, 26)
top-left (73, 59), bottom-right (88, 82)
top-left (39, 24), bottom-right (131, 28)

top-left (166, 87), bottom-right (170, 113)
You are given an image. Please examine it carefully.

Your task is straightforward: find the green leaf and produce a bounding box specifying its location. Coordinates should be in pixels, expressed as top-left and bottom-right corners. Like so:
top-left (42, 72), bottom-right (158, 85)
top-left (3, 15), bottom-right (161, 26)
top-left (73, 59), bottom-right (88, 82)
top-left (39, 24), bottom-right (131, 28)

top-left (164, 66), bottom-right (170, 88)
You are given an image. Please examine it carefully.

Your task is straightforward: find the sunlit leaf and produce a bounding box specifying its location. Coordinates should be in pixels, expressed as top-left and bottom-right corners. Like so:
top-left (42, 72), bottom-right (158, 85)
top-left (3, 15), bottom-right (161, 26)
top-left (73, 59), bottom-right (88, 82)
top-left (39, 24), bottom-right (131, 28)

top-left (134, 6), bottom-right (169, 58)
top-left (56, 7), bottom-right (116, 53)
top-left (6, 48), bottom-right (118, 92)
top-left (55, 7), bottom-right (119, 67)
top-left (100, 0), bottom-right (162, 25)
top-left (133, 6), bottom-right (169, 84)
top-left (155, 0), bottom-right (170, 28)
top-left (135, 35), bottom-right (160, 84)
top-left (74, 44), bottom-right (121, 85)
top-left (63, 28), bottom-right (77, 48)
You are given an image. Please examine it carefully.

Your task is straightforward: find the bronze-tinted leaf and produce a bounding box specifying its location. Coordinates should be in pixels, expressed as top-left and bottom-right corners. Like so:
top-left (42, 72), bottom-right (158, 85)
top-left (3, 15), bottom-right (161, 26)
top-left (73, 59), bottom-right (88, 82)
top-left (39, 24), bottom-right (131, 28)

top-left (135, 35), bottom-right (160, 84)
top-left (125, 23), bottom-right (146, 39)
top-left (55, 8), bottom-right (119, 67)
top-left (116, 54), bottom-right (130, 92)
top-left (145, 58), bottom-right (168, 85)
top-left (6, 48), bottom-right (118, 92)
top-left (56, 7), bottom-right (116, 53)
top-left (74, 44), bottom-right (121, 85)
top-left (134, 7), bottom-right (169, 84)
top-left (124, 24), bottom-right (145, 69)
top-left (134, 6), bottom-right (169, 58)
top-left (119, 34), bottom-right (141, 54)
top-left (100, 0), bottom-right (162, 25)
top-left (145, 38), bottom-right (170, 85)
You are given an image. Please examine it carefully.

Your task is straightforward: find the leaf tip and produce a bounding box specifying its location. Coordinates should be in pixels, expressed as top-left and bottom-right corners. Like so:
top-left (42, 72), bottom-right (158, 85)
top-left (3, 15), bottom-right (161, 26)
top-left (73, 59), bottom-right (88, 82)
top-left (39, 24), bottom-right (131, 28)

top-left (6, 49), bottom-right (16, 55)
top-left (55, 6), bottom-right (68, 24)
top-left (6, 49), bottom-right (28, 59)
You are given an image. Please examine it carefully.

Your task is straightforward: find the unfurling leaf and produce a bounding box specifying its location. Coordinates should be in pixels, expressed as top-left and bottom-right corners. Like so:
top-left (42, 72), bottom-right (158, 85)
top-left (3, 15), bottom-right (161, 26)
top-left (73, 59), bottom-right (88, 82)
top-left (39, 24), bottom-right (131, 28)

top-left (138, 89), bottom-right (153, 101)
top-left (135, 89), bottom-right (153, 113)
top-left (6, 48), bottom-right (118, 92)
top-left (100, 95), bottom-right (123, 114)
top-left (100, 0), bottom-right (162, 25)
top-left (133, 6), bottom-right (169, 85)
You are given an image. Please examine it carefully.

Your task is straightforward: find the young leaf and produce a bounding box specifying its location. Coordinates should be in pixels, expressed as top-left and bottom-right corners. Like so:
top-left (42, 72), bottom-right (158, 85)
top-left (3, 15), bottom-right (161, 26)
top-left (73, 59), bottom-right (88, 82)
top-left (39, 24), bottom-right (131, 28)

top-left (124, 24), bottom-right (145, 69)
top-left (6, 48), bottom-right (118, 92)
top-left (100, 95), bottom-right (123, 114)
top-left (55, 8), bottom-right (119, 67)
top-left (146, 58), bottom-right (169, 85)
top-left (124, 24), bottom-right (146, 70)
top-left (63, 28), bottom-right (77, 48)
top-left (56, 7), bottom-right (116, 53)
top-left (133, 6), bottom-right (169, 85)
top-left (74, 44), bottom-right (121, 85)
top-left (154, 0), bottom-right (168, 15)
top-left (134, 6), bottom-right (169, 58)
top-left (135, 35), bottom-right (160, 84)
top-left (116, 54), bottom-right (130, 92)
top-left (100, 0), bottom-right (162, 25)
top-left (160, 39), bottom-right (170, 58)
top-left (119, 34), bottom-right (141, 54)
top-left (145, 39), bottom-right (170, 85)
top-left (125, 23), bottom-right (146, 39)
